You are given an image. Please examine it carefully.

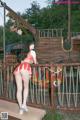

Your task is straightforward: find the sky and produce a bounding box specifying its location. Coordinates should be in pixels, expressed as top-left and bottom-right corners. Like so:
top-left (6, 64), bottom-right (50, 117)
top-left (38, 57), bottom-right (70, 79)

top-left (0, 0), bottom-right (47, 25)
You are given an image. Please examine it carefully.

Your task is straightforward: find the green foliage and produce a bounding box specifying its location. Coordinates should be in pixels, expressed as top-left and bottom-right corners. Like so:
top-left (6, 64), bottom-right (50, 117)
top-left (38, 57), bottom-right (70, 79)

top-left (42, 110), bottom-right (63, 120)
top-left (0, 1), bottom-right (80, 46)
top-left (22, 1), bottom-right (41, 28)
top-left (71, 10), bottom-right (80, 31)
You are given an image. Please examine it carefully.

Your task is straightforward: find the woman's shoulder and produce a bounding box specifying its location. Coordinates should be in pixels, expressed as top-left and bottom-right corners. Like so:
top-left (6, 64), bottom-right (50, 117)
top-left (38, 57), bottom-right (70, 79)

top-left (30, 50), bottom-right (36, 56)
top-left (30, 50), bottom-right (36, 54)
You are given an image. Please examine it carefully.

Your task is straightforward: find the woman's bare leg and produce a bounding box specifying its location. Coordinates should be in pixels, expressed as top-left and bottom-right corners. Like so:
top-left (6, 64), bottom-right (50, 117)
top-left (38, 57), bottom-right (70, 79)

top-left (21, 70), bottom-right (30, 108)
top-left (14, 72), bottom-right (22, 109)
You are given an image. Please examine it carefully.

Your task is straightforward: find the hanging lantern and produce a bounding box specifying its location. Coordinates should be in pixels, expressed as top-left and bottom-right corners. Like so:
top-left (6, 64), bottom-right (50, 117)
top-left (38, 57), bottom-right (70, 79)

top-left (10, 25), bottom-right (17, 32)
top-left (10, 25), bottom-right (22, 35)
top-left (17, 29), bottom-right (22, 35)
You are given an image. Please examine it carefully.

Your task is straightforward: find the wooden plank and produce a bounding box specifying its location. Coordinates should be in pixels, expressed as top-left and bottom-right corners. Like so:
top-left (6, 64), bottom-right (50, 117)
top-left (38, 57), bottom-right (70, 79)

top-left (36, 37), bottom-right (80, 63)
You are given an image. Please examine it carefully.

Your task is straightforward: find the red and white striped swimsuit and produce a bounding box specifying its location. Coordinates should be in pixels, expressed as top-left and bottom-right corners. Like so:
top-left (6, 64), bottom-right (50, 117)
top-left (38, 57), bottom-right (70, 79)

top-left (14, 50), bottom-right (36, 75)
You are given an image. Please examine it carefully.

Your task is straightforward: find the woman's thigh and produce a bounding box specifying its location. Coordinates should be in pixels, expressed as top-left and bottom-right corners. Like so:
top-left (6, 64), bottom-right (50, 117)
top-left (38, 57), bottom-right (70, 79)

top-left (14, 72), bottom-right (22, 90)
top-left (20, 70), bottom-right (30, 88)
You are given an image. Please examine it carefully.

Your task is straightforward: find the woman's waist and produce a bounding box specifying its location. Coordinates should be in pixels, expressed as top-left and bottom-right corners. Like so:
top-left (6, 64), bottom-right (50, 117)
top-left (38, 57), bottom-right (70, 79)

top-left (20, 62), bottom-right (31, 66)
top-left (21, 59), bottom-right (33, 64)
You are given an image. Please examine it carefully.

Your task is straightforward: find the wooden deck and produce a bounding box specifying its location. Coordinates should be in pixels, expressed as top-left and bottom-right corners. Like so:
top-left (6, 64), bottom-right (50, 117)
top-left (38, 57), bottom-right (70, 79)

top-left (0, 100), bottom-right (46, 120)
top-left (8, 115), bottom-right (21, 120)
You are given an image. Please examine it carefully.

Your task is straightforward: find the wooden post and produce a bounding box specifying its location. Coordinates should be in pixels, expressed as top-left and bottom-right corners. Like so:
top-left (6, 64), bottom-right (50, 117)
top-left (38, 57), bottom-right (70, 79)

top-left (3, 3), bottom-right (7, 98)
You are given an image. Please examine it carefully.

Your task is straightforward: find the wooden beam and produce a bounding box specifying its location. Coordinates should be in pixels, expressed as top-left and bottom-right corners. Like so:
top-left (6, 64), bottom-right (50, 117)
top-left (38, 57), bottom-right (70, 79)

top-left (0, 0), bottom-right (37, 36)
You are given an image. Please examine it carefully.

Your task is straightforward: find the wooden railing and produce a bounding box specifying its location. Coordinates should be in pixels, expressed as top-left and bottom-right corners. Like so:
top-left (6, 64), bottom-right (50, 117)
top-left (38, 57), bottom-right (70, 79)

top-left (71, 32), bottom-right (80, 37)
top-left (39, 29), bottom-right (63, 38)
top-left (39, 29), bottom-right (80, 38)
top-left (0, 63), bottom-right (80, 111)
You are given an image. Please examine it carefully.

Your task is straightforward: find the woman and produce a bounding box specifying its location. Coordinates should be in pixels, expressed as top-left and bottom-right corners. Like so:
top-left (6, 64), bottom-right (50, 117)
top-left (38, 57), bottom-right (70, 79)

top-left (14, 43), bottom-right (38, 114)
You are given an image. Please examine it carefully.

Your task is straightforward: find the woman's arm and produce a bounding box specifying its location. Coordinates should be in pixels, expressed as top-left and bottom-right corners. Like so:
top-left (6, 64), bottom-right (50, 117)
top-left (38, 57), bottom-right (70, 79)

top-left (31, 50), bottom-right (38, 64)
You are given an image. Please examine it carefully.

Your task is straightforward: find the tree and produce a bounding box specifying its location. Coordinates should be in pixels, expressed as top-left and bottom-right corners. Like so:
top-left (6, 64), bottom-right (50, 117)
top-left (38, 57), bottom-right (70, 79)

top-left (22, 1), bottom-right (41, 28)
top-left (0, 0), bottom-right (80, 46)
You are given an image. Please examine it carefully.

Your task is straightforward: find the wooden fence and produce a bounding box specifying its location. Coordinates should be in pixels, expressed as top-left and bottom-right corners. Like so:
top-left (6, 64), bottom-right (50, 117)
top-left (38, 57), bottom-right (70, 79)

top-left (0, 63), bottom-right (80, 111)
top-left (39, 29), bottom-right (63, 38)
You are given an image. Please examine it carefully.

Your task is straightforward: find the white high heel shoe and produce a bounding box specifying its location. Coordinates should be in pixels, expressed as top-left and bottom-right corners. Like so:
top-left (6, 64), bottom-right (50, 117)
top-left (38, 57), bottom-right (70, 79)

top-left (21, 104), bottom-right (28, 112)
top-left (19, 108), bottom-right (24, 115)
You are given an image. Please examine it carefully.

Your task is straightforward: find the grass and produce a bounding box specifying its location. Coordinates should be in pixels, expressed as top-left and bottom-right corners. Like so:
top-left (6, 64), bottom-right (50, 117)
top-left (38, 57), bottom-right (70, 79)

top-left (42, 110), bottom-right (63, 120)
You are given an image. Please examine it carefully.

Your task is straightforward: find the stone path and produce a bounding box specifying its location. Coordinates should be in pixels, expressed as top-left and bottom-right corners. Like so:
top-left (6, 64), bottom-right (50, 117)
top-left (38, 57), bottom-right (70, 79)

top-left (0, 99), bottom-right (46, 120)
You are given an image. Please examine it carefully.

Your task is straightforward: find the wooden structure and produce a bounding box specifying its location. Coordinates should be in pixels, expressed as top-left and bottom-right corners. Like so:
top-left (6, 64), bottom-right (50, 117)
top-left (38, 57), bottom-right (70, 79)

top-left (0, 0), bottom-right (37, 37)
top-left (72, 36), bottom-right (80, 51)
top-left (0, 0), bottom-right (80, 112)
top-left (36, 29), bottom-right (80, 63)
top-left (0, 63), bottom-right (80, 111)
top-left (0, 1), bottom-right (80, 64)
